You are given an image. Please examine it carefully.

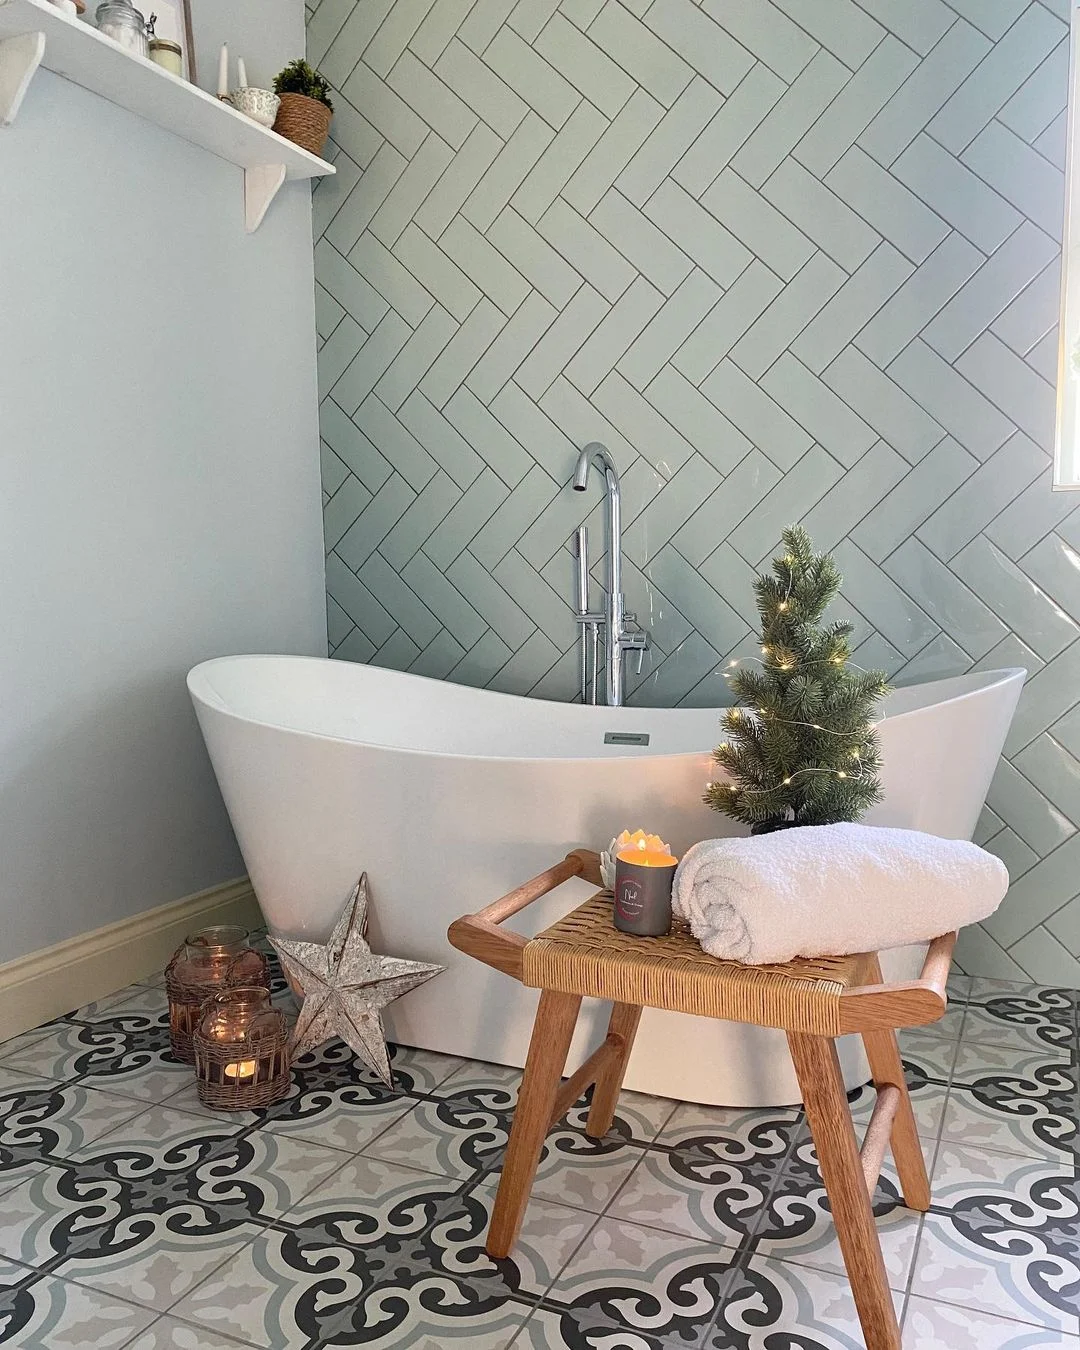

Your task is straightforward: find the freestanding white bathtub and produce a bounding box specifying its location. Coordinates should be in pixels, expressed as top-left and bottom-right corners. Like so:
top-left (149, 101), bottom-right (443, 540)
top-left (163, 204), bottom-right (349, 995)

top-left (188, 656), bottom-right (1024, 1106)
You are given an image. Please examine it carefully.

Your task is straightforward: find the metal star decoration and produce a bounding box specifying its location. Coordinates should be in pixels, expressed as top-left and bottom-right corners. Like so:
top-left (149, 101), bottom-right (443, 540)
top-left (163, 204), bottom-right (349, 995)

top-left (270, 875), bottom-right (443, 1087)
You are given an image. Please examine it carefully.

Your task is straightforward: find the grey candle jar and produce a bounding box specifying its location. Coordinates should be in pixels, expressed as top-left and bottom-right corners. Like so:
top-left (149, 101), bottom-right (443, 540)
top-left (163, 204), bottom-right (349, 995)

top-left (613, 856), bottom-right (677, 936)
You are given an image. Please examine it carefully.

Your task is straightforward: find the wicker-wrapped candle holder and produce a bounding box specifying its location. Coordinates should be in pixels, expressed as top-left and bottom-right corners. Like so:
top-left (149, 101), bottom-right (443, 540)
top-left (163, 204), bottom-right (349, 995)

top-left (193, 986), bottom-right (291, 1110)
top-left (165, 926), bottom-right (271, 1064)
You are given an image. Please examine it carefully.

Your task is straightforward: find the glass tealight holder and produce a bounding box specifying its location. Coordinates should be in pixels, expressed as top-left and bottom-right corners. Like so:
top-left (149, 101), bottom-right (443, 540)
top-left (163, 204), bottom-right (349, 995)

top-left (164, 926), bottom-right (270, 1064)
top-left (193, 986), bottom-right (290, 1110)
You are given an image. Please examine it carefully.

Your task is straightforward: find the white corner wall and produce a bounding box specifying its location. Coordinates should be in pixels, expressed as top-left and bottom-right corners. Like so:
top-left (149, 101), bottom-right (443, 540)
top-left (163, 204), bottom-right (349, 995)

top-left (0, 0), bottom-right (326, 963)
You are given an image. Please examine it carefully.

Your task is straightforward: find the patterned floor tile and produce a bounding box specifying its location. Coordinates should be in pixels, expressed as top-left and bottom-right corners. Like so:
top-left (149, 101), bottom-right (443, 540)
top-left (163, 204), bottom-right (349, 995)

top-left (74, 985), bottom-right (168, 1021)
top-left (967, 979), bottom-right (1077, 1009)
top-left (363, 1060), bottom-right (657, 1210)
top-left (0, 969), bottom-right (1076, 1350)
top-left (0, 1269), bottom-right (156, 1347)
top-left (0, 989), bottom-right (176, 1096)
top-left (903, 1295), bottom-right (1080, 1348)
top-left (0, 1023), bottom-right (63, 1063)
top-left (912, 1206), bottom-right (1079, 1332)
top-left (0, 1080), bottom-right (146, 1158)
top-left (941, 1045), bottom-right (1076, 1161)
top-left (260, 1079), bottom-right (414, 1154)
top-left (521, 1216), bottom-right (737, 1350)
top-left (435, 1176), bottom-right (595, 1291)
top-left (962, 993), bottom-right (1077, 1056)
top-left (0, 1069), bottom-right (62, 1198)
top-left (70, 1102), bottom-right (242, 1165)
top-left (0, 1104), bottom-right (244, 1271)
top-left (750, 1137), bottom-right (922, 1290)
top-left (56, 1223), bottom-right (262, 1316)
top-left (124, 1314), bottom-right (260, 1348)
top-left (170, 1155), bottom-right (565, 1348)
top-left (606, 1104), bottom-right (798, 1246)
top-left (708, 1256), bottom-right (903, 1349)
top-left (897, 1025), bottom-right (962, 1079)
top-left (88, 1060), bottom-right (195, 1105)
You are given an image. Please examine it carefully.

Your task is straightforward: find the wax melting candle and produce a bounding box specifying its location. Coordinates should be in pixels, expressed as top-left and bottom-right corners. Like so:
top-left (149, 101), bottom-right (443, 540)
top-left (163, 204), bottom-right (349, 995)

top-left (225, 1060), bottom-right (257, 1081)
top-left (617, 847), bottom-right (679, 868)
top-left (612, 829), bottom-right (679, 936)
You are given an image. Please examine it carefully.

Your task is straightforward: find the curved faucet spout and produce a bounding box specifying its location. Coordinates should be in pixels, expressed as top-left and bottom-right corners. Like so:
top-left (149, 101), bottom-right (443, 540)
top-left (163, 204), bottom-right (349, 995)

top-left (572, 441), bottom-right (618, 492)
top-left (569, 441), bottom-right (641, 706)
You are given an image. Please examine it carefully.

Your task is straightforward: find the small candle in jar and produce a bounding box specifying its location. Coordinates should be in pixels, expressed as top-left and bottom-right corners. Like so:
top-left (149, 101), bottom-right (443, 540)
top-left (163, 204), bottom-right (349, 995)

top-left (224, 1060), bottom-right (257, 1081)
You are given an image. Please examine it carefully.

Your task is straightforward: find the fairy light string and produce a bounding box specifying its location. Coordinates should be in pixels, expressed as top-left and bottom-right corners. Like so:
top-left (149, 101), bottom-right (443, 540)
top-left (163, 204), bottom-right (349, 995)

top-left (705, 764), bottom-right (871, 795)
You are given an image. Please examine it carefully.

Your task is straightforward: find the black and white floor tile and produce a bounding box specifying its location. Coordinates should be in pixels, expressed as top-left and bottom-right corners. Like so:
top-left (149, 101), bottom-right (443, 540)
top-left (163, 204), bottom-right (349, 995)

top-left (0, 951), bottom-right (1075, 1348)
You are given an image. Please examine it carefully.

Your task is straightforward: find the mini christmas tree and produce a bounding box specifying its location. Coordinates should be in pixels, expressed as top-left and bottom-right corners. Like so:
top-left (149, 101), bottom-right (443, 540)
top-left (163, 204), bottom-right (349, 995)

top-left (706, 526), bottom-right (888, 832)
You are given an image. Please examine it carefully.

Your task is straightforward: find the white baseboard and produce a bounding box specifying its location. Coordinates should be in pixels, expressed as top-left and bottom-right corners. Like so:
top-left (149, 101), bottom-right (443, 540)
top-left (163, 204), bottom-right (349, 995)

top-left (0, 878), bottom-right (263, 1043)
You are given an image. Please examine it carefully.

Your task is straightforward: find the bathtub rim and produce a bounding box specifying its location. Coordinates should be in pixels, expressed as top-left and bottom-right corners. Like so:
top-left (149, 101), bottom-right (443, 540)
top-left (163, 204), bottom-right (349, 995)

top-left (187, 655), bottom-right (1026, 767)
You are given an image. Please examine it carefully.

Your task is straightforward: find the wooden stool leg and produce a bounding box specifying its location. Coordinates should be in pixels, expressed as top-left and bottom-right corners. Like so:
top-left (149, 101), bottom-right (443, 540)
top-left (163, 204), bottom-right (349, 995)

top-left (487, 989), bottom-right (582, 1258)
top-left (585, 1002), bottom-right (642, 1139)
top-left (862, 1027), bottom-right (930, 1212)
top-left (788, 1032), bottom-right (900, 1350)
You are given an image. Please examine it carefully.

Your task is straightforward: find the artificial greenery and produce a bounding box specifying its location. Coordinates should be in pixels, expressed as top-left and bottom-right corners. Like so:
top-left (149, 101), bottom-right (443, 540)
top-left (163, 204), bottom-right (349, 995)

top-left (706, 526), bottom-right (888, 830)
top-left (273, 59), bottom-right (334, 110)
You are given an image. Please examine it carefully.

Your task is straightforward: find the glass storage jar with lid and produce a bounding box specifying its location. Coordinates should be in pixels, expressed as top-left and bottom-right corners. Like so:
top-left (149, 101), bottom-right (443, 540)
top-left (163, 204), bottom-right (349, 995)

top-left (95, 0), bottom-right (149, 56)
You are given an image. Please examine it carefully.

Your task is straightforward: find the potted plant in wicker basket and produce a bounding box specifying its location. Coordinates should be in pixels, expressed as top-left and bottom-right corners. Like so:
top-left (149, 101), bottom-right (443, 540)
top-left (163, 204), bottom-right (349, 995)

top-left (272, 58), bottom-right (333, 157)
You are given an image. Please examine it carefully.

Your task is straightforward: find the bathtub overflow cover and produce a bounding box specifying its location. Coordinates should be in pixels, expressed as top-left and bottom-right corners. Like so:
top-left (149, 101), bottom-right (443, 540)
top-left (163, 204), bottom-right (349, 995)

top-left (604, 731), bottom-right (650, 746)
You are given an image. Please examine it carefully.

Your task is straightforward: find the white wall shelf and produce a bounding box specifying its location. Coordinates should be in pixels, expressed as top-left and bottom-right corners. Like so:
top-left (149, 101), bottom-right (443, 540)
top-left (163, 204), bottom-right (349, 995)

top-left (0, 0), bottom-right (334, 231)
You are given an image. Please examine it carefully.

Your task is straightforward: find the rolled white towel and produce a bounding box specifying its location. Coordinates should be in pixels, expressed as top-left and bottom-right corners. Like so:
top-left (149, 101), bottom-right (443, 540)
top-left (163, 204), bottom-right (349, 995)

top-left (672, 823), bottom-right (1008, 965)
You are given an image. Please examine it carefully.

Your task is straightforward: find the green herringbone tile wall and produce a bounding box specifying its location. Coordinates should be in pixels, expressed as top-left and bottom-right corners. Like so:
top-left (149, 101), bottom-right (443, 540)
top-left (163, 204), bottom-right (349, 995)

top-left (308, 0), bottom-right (1079, 984)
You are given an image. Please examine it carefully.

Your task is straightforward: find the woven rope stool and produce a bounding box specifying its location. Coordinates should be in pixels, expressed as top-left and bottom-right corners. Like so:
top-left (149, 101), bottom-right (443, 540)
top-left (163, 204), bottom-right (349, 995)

top-left (448, 849), bottom-right (957, 1350)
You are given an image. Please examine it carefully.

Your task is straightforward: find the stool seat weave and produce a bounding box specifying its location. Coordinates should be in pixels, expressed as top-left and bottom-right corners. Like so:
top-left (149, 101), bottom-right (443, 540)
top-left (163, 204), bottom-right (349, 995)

top-left (521, 893), bottom-right (877, 1036)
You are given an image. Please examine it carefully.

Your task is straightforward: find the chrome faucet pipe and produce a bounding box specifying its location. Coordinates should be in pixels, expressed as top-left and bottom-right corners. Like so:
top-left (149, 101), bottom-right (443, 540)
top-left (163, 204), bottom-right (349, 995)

top-left (574, 525), bottom-right (590, 703)
top-left (572, 442), bottom-right (626, 706)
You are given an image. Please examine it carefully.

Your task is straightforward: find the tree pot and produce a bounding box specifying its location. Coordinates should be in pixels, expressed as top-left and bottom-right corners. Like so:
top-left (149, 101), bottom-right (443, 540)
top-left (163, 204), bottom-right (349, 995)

top-left (749, 818), bottom-right (800, 835)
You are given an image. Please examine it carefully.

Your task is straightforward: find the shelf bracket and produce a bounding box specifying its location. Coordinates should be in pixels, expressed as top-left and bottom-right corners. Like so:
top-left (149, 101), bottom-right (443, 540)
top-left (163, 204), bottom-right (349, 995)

top-left (244, 162), bottom-right (286, 233)
top-left (0, 29), bottom-right (45, 127)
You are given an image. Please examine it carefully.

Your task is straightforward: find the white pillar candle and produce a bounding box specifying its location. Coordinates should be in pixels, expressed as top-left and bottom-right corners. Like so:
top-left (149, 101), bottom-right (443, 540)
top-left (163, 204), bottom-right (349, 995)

top-left (237, 56), bottom-right (248, 89)
top-left (217, 42), bottom-right (228, 97)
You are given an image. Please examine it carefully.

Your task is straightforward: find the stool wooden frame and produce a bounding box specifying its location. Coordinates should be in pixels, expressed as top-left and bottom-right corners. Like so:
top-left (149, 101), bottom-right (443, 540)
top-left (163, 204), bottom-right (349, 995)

top-left (448, 849), bottom-right (956, 1350)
